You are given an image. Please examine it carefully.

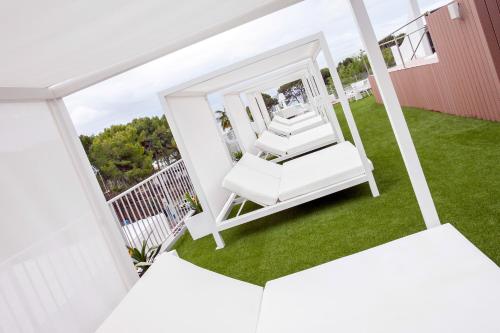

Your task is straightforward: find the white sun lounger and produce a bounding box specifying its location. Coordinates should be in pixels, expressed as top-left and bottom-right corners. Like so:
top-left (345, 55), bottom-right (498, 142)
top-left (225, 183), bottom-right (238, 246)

top-left (275, 104), bottom-right (309, 119)
top-left (268, 115), bottom-right (324, 136)
top-left (97, 224), bottom-right (500, 333)
top-left (254, 123), bottom-right (337, 160)
top-left (223, 142), bottom-right (371, 206)
top-left (273, 111), bottom-right (316, 126)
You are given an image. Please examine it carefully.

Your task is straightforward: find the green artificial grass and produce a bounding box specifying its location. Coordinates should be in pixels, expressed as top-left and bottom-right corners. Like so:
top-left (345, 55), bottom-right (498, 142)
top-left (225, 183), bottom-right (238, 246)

top-left (174, 97), bottom-right (500, 286)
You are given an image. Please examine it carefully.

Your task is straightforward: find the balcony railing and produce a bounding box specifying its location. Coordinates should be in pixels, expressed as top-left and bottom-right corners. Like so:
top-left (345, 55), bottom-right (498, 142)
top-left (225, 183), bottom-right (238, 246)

top-left (107, 159), bottom-right (195, 249)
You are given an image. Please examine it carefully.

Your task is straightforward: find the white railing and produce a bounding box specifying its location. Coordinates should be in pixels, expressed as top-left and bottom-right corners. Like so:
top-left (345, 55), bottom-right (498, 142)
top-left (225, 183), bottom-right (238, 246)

top-left (107, 159), bottom-right (195, 249)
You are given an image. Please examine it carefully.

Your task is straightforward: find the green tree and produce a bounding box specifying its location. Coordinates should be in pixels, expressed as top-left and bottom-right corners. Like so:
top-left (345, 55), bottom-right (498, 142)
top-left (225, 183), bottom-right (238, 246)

top-left (262, 93), bottom-right (278, 110)
top-left (215, 110), bottom-right (231, 130)
top-left (90, 125), bottom-right (154, 192)
top-left (277, 80), bottom-right (306, 105)
top-left (79, 134), bottom-right (95, 156)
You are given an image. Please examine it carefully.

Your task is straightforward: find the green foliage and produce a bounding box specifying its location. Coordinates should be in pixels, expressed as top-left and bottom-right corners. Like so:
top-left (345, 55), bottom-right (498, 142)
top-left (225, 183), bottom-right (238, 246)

top-left (127, 235), bottom-right (161, 277)
top-left (185, 193), bottom-right (203, 214)
top-left (215, 110), bottom-right (231, 130)
top-left (232, 151), bottom-right (243, 161)
top-left (245, 106), bottom-right (254, 121)
top-left (79, 134), bottom-right (95, 155)
top-left (262, 93), bottom-right (278, 110)
top-left (90, 125), bottom-right (154, 192)
top-left (79, 115), bottom-right (179, 195)
top-left (278, 80), bottom-right (306, 105)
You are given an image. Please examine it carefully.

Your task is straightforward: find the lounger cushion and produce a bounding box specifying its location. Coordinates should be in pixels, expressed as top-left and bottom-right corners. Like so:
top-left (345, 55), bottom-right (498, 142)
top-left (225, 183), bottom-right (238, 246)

top-left (222, 158), bottom-right (281, 206)
top-left (97, 254), bottom-right (263, 333)
top-left (286, 123), bottom-right (336, 156)
top-left (277, 104), bottom-right (309, 119)
top-left (239, 152), bottom-right (282, 178)
top-left (255, 124), bottom-right (337, 157)
top-left (256, 224), bottom-right (500, 333)
top-left (269, 115), bottom-right (324, 136)
top-left (279, 142), bottom-right (367, 201)
top-left (254, 131), bottom-right (289, 156)
top-left (274, 112), bottom-right (316, 126)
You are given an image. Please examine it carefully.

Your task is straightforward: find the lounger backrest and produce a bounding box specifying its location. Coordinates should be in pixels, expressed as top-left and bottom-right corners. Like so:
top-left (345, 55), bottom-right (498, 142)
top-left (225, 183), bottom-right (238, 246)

top-left (239, 153), bottom-right (282, 178)
top-left (222, 153), bottom-right (282, 206)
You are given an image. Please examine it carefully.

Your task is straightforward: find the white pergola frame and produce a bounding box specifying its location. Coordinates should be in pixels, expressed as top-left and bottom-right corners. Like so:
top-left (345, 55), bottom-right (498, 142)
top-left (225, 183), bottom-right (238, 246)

top-left (1, 0), bottom-right (440, 250)
top-left (159, 32), bottom-right (382, 248)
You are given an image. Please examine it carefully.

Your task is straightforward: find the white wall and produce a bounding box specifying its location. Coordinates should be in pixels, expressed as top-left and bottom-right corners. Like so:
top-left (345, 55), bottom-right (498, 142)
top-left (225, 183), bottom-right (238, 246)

top-left (163, 96), bottom-right (233, 222)
top-left (0, 100), bottom-right (136, 332)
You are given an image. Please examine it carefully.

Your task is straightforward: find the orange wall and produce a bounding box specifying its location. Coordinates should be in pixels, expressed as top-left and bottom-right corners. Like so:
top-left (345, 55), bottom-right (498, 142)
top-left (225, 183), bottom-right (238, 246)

top-left (369, 0), bottom-right (500, 121)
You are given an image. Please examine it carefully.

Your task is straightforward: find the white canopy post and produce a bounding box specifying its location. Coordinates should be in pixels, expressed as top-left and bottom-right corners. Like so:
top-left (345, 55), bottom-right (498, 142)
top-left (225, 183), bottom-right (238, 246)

top-left (311, 59), bottom-right (345, 142)
top-left (348, 0), bottom-right (440, 228)
top-left (245, 92), bottom-right (267, 133)
top-left (319, 34), bottom-right (378, 196)
top-left (224, 94), bottom-right (258, 153)
top-left (301, 76), bottom-right (314, 103)
top-left (161, 95), bottom-right (230, 248)
top-left (255, 93), bottom-right (272, 123)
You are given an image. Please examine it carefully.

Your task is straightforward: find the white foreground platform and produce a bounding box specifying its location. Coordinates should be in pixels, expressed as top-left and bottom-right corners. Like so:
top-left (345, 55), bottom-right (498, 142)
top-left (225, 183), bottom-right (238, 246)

top-left (96, 253), bottom-right (263, 333)
top-left (97, 224), bottom-right (500, 333)
top-left (257, 223), bottom-right (500, 333)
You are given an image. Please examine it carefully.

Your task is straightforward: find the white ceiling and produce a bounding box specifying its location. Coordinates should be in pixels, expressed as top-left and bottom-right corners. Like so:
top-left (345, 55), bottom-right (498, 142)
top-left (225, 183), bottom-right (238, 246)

top-left (0, 0), bottom-right (300, 89)
top-left (166, 38), bottom-right (320, 95)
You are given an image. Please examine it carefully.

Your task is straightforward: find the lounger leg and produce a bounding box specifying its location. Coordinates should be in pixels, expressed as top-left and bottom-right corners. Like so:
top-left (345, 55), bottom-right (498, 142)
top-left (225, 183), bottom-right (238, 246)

top-left (367, 173), bottom-right (380, 197)
top-left (213, 231), bottom-right (225, 250)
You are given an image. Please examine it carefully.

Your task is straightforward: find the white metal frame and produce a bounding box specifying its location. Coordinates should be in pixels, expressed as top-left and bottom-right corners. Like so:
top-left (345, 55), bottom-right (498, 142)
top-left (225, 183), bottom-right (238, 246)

top-left (1, 0), bottom-right (440, 254)
top-left (159, 32), bottom-right (383, 248)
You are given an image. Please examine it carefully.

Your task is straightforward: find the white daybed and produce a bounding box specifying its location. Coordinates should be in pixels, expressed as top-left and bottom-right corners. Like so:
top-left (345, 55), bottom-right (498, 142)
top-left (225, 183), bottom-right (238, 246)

top-left (255, 123), bottom-right (337, 161)
top-left (97, 224), bottom-right (500, 333)
top-left (268, 114), bottom-right (324, 136)
top-left (272, 110), bottom-right (316, 126)
top-left (275, 104), bottom-right (309, 119)
top-left (222, 141), bottom-right (371, 208)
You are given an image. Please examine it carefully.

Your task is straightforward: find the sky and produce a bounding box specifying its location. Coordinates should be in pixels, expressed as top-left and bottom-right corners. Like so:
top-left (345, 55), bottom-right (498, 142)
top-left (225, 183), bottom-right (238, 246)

top-left (65, 0), bottom-right (449, 135)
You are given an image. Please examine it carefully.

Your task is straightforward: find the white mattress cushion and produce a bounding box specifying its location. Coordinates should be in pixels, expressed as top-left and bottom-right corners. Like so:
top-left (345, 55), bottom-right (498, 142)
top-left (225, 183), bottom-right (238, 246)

top-left (278, 142), bottom-right (366, 201)
top-left (256, 224), bottom-right (500, 333)
top-left (268, 121), bottom-right (292, 136)
top-left (255, 131), bottom-right (289, 156)
top-left (97, 254), bottom-right (263, 333)
top-left (274, 111), bottom-right (316, 125)
top-left (222, 157), bottom-right (282, 206)
top-left (287, 123), bottom-right (337, 156)
top-left (288, 115), bottom-right (324, 135)
top-left (239, 153), bottom-right (282, 178)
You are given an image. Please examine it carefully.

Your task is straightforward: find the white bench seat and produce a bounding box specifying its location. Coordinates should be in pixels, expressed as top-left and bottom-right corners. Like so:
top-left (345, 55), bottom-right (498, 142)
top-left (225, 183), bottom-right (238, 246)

top-left (255, 123), bottom-right (336, 157)
top-left (273, 111), bottom-right (316, 126)
top-left (268, 115), bottom-right (324, 136)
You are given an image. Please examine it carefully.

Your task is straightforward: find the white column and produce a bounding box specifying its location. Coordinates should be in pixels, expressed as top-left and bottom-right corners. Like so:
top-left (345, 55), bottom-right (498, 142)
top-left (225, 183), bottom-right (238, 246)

top-left (319, 37), bottom-right (377, 195)
top-left (255, 93), bottom-right (272, 124)
top-left (245, 92), bottom-right (267, 133)
top-left (301, 76), bottom-right (314, 104)
top-left (348, 0), bottom-right (440, 228)
top-left (407, 0), bottom-right (433, 57)
top-left (224, 94), bottom-right (257, 154)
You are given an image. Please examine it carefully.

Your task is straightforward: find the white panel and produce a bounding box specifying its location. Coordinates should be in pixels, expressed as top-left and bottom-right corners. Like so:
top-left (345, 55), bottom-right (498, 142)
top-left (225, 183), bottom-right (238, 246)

top-left (0, 101), bottom-right (130, 332)
top-left (247, 94), bottom-right (267, 133)
top-left (165, 96), bottom-right (233, 220)
top-left (1, 0), bottom-right (300, 89)
top-left (224, 95), bottom-right (257, 154)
